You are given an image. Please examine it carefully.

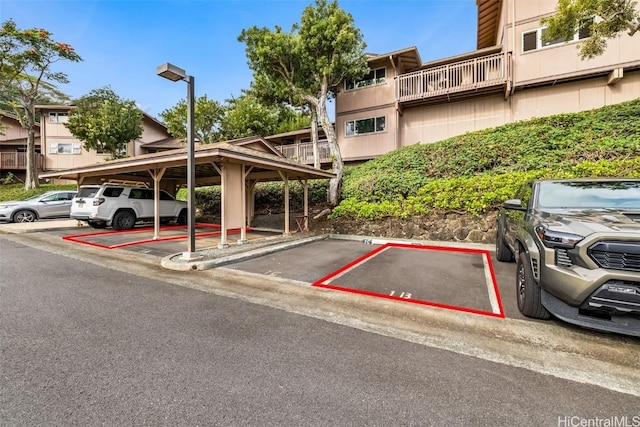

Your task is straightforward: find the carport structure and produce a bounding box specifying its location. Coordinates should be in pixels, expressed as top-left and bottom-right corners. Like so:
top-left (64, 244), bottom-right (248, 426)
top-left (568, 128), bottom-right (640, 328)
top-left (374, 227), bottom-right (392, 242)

top-left (40, 136), bottom-right (335, 248)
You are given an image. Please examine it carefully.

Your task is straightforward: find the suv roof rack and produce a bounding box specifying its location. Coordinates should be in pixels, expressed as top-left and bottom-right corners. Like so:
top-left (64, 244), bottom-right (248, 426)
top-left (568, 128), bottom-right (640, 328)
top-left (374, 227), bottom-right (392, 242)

top-left (101, 179), bottom-right (150, 188)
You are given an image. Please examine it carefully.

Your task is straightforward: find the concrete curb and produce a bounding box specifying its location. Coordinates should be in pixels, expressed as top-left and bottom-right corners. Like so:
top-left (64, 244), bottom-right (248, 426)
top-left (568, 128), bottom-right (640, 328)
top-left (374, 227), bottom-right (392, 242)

top-left (161, 234), bottom-right (329, 271)
top-left (0, 219), bottom-right (85, 234)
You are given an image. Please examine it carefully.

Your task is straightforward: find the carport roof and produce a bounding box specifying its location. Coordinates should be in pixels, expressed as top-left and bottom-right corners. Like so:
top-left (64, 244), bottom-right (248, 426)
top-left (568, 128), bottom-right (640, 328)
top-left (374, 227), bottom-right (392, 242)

top-left (39, 136), bottom-right (335, 185)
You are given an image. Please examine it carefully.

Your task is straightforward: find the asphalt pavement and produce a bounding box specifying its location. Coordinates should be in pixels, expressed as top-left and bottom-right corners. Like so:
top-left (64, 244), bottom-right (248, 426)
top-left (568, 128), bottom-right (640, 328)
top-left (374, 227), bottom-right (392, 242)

top-left (1, 219), bottom-right (639, 402)
top-left (2, 238), bottom-right (639, 426)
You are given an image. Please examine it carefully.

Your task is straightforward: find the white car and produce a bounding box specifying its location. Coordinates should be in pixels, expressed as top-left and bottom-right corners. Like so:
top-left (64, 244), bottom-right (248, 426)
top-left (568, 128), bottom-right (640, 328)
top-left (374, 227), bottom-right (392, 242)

top-left (71, 184), bottom-right (187, 230)
top-left (0, 190), bottom-right (77, 223)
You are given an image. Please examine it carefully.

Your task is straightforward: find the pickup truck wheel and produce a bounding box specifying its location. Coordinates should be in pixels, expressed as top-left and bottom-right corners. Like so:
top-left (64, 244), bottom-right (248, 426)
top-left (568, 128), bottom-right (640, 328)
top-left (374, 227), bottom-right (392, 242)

top-left (516, 252), bottom-right (551, 319)
top-left (495, 228), bottom-right (514, 262)
top-left (88, 221), bottom-right (107, 229)
top-left (112, 210), bottom-right (136, 230)
top-left (177, 209), bottom-right (188, 225)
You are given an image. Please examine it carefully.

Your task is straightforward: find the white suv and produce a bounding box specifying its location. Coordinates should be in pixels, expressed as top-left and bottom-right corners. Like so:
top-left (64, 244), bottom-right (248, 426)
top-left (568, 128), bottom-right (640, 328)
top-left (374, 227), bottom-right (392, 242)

top-left (71, 184), bottom-right (187, 230)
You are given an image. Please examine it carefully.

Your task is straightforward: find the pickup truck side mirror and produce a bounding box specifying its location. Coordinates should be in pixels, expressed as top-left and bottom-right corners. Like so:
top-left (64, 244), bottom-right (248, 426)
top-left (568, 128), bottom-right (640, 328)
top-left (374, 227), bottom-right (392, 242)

top-left (503, 199), bottom-right (527, 211)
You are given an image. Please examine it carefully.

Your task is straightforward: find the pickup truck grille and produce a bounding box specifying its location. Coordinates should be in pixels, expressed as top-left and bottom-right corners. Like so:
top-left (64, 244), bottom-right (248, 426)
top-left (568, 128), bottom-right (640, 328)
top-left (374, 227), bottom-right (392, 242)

top-left (588, 241), bottom-right (640, 272)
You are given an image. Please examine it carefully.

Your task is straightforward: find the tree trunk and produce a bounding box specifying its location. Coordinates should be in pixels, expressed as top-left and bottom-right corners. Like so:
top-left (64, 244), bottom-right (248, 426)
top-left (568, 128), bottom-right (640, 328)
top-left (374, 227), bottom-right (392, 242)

top-left (24, 104), bottom-right (38, 190)
top-left (310, 108), bottom-right (320, 169)
top-left (316, 97), bottom-right (343, 206)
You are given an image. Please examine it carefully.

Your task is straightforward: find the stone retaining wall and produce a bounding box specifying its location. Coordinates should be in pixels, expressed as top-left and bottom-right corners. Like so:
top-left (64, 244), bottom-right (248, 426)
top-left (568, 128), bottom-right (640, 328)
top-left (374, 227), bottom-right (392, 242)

top-left (312, 211), bottom-right (499, 244)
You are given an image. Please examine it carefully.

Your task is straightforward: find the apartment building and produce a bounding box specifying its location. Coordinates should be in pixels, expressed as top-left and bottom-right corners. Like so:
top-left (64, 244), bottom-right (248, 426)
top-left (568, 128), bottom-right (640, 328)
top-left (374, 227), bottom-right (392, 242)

top-left (0, 112), bottom-right (43, 179)
top-left (4, 1), bottom-right (638, 178)
top-left (277, 0), bottom-right (640, 165)
top-left (0, 105), bottom-right (174, 181)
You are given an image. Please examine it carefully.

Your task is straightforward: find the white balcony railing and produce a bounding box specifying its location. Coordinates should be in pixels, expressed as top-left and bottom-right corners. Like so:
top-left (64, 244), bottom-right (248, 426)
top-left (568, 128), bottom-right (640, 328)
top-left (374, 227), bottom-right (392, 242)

top-left (276, 141), bottom-right (332, 165)
top-left (396, 52), bottom-right (511, 102)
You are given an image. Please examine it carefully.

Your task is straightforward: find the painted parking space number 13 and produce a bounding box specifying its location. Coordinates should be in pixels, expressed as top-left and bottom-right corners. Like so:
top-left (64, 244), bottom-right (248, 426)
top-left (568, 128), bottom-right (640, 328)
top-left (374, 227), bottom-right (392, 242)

top-left (389, 291), bottom-right (412, 299)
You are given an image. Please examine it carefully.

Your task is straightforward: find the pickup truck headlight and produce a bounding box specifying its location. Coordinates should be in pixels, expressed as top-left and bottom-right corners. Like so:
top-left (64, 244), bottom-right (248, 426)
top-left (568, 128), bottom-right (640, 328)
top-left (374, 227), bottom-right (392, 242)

top-left (535, 226), bottom-right (584, 249)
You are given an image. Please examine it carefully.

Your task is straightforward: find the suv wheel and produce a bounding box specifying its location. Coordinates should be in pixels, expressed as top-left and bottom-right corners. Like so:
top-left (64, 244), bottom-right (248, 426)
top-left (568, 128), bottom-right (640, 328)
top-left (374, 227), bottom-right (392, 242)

top-left (13, 210), bottom-right (37, 223)
top-left (177, 209), bottom-right (188, 225)
top-left (495, 227), bottom-right (514, 262)
top-left (516, 252), bottom-right (551, 319)
top-left (112, 210), bottom-right (136, 230)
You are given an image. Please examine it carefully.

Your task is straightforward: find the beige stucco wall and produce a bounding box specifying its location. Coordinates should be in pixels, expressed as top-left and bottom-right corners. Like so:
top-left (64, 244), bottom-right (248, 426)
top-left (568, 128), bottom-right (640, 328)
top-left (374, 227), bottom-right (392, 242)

top-left (336, 105), bottom-right (397, 160)
top-left (501, 0), bottom-right (640, 86)
top-left (135, 118), bottom-right (171, 156)
top-left (401, 70), bottom-right (640, 145)
top-left (401, 94), bottom-right (509, 145)
top-left (337, 76), bottom-right (396, 114)
top-left (40, 110), bottom-right (170, 172)
top-left (334, 0), bottom-right (640, 157)
top-left (42, 119), bottom-right (117, 171)
top-left (0, 116), bottom-right (31, 142)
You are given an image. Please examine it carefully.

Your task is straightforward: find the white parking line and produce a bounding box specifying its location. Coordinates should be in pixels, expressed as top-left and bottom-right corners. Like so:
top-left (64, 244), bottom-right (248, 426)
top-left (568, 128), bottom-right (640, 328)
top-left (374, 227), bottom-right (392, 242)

top-left (483, 253), bottom-right (502, 315)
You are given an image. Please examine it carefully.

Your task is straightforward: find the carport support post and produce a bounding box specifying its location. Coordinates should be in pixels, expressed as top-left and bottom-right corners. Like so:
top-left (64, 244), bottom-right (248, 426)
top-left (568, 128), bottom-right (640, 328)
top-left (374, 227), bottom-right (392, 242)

top-left (303, 179), bottom-right (309, 231)
top-left (278, 171), bottom-right (290, 236)
top-left (238, 165), bottom-right (253, 244)
top-left (212, 162), bottom-right (228, 249)
top-left (149, 167), bottom-right (166, 240)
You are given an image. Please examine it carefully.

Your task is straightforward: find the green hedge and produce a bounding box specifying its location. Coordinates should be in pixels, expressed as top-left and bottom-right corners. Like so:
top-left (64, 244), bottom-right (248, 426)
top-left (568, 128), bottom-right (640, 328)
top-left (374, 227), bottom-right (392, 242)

top-left (342, 99), bottom-right (640, 203)
top-left (178, 180), bottom-right (330, 215)
top-left (0, 183), bottom-right (77, 202)
top-left (331, 158), bottom-right (640, 219)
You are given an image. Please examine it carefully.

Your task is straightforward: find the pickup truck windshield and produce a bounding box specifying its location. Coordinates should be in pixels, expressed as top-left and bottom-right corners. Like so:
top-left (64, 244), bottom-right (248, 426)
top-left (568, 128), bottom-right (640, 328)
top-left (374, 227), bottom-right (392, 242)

top-left (537, 181), bottom-right (640, 209)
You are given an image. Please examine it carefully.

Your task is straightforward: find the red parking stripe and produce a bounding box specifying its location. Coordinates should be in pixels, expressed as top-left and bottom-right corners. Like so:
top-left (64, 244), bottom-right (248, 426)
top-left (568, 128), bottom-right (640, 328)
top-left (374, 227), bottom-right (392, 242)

top-left (312, 242), bottom-right (505, 319)
top-left (63, 224), bottom-right (247, 250)
top-left (315, 282), bottom-right (505, 318)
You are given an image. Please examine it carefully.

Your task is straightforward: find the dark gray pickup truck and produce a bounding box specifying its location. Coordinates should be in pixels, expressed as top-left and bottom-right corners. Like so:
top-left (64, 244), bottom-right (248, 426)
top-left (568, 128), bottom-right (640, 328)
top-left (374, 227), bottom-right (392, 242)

top-left (496, 178), bottom-right (640, 337)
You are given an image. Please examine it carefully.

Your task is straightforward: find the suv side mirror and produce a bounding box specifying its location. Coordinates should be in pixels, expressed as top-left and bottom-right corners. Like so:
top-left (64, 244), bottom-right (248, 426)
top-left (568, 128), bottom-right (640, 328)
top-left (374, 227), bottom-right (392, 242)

top-left (503, 199), bottom-right (527, 211)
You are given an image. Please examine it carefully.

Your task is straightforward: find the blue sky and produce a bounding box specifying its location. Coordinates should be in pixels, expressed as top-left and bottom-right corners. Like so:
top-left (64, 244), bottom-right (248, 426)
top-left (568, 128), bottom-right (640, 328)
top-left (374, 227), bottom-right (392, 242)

top-left (0, 0), bottom-right (478, 119)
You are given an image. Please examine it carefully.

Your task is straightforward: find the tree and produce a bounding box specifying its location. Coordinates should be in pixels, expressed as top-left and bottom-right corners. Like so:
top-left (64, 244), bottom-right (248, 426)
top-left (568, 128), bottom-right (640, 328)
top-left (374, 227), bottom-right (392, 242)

top-left (0, 19), bottom-right (81, 189)
top-left (65, 87), bottom-right (143, 159)
top-left (159, 95), bottom-right (224, 144)
top-left (239, 0), bottom-right (368, 205)
top-left (220, 92), bottom-right (310, 141)
top-left (542, 0), bottom-right (640, 59)
top-left (248, 72), bottom-right (319, 167)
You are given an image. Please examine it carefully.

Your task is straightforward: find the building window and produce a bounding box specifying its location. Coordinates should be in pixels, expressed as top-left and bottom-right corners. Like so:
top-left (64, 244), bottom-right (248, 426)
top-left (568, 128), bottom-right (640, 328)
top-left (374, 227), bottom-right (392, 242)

top-left (345, 116), bottom-right (386, 136)
top-left (96, 143), bottom-right (127, 156)
top-left (345, 68), bottom-right (386, 91)
top-left (48, 112), bottom-right (69, 123)
top-left (49, 143), bottom-right (81, 154)
top-left (522, 21), bottom-right (592, 52)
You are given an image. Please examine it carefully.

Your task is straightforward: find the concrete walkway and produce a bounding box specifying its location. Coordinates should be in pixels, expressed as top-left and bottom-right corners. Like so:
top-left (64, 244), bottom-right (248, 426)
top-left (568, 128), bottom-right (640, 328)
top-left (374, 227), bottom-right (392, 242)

top-left (0, 219), bottom-right (84, 234)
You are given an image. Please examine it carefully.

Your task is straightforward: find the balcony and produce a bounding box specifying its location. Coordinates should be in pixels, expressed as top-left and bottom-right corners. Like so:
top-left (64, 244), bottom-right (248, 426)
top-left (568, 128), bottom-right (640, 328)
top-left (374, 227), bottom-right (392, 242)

top-left (396, 52), bottom-right (511, 105)
top-left (276, 141), bottom-right (332, 165)
top-left (0, 152), bottom-right (45, 171)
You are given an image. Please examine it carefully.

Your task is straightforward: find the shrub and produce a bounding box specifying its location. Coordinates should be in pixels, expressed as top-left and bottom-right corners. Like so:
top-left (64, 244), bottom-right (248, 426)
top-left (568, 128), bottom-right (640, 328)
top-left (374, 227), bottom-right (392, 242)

top-left (0, 183), bottom-right (78, 202)
top-left (341, 99), bottom-right (640, 203)
top-left (331, 158), bottom-right (640, 219)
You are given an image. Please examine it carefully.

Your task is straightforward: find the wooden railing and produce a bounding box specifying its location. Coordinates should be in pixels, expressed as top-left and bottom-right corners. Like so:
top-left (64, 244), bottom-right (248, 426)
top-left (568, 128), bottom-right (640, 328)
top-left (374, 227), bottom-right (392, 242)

top-left (276, 141), bottom-right (332, 165)
top-left (0, 152), bottom-right (45, 170)
top-left (396, 52), bottom-right (511, 102)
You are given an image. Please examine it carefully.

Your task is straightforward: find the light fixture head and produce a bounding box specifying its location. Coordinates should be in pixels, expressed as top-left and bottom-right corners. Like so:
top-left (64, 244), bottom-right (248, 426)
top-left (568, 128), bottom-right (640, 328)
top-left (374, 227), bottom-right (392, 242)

top-left (156, 63), bottom-right (187, 82)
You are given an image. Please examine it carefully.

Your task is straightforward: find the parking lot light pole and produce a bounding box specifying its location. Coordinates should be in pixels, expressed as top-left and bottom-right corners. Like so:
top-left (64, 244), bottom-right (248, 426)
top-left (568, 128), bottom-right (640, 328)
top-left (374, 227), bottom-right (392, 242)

top-left (156, 63), bottom-right (198, 260)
